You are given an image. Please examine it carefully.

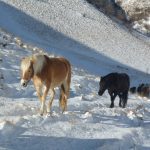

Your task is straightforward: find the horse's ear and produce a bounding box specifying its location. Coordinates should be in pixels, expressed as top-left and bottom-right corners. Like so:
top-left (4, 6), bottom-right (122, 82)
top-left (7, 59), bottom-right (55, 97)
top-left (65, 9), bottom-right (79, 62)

top-left (30, 57), bottom-right (34, 65)
top-left (29, 58), bottom-right (33, 64)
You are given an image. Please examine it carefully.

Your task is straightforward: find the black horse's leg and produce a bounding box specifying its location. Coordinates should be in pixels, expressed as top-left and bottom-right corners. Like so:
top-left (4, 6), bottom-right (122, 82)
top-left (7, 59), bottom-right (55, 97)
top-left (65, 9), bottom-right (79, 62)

top-left (119, 98), bottom-right (122, 107)
top-left (110, 93), bottom-right (117, 108)
top-left (119, 93), bottom-right (123, 107)
top-left (122, 91), bottom-right (128, 108)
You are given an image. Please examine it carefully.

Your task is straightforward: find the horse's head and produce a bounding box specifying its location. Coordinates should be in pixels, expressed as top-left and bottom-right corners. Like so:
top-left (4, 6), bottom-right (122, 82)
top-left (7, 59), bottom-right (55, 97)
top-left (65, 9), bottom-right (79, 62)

top-left (98, 76), bottom-right (107, 96)
top-left (20, 57), bottom-right (34, 87)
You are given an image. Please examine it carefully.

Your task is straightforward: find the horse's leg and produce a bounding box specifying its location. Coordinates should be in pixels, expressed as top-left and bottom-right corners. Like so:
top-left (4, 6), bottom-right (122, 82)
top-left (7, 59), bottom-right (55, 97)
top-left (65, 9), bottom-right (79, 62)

top-left (33, 78), bottom-right (42, 103)
top-left (62, 72), bottom-right (71, 112)
top-left (66, 69), bottom-right (71, 99)
top-left (119, 93), bottom-right (123, 107)
top-left (122, 91), bottom-right (128, 108)
top-left (35, 86), bottom-right (42, 101)
top-left (59, 84), bottom-right (66, 113)
top-left (47, 89), bottom-right (55, 114)
top-left (119, 98), bottom-right (122, 107)
top-left (40, 85), bottom-right (49, 115)
top-left (59, 79), bottom-right (71, 113)
top-left (110, 92), bottom-right (117, 108)
top-left (59, 68), bottom-right (71, 113)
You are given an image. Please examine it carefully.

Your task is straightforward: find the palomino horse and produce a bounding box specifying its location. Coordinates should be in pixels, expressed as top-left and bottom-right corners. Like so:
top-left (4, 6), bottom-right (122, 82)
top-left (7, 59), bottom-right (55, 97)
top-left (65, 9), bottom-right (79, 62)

top-left (20, 54), bottom-right (71, 115)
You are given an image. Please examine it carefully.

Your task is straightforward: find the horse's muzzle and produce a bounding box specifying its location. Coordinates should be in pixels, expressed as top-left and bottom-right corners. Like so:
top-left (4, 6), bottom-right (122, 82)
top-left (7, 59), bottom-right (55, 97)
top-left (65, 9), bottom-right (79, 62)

top-left (22, 82), bottom-right (27, 87)
top-left (21, 79), bottom-right (28, 87)
top-left (98, 91), bottom-right (103, 96)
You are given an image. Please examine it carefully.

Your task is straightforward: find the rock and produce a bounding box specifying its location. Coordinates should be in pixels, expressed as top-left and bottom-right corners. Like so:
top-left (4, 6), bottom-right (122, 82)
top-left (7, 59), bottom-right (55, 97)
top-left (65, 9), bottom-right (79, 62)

top-left (86, 0), bottom-right (150, 35)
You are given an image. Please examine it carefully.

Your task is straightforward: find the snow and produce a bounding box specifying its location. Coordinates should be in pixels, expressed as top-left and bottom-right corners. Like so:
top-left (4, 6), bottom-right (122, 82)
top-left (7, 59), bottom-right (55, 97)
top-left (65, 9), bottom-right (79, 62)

top-left (0, 0), bottom-right (150, 74)
top-left (0, 0), bottom-right (150, 150)
top-left (133, 16), bottom-right (150, 35)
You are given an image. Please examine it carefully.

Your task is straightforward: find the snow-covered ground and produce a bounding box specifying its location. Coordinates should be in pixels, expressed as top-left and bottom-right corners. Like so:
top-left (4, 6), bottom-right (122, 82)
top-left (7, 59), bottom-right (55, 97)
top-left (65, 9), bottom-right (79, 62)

top-left (0, 0), bottom-right (150, 149)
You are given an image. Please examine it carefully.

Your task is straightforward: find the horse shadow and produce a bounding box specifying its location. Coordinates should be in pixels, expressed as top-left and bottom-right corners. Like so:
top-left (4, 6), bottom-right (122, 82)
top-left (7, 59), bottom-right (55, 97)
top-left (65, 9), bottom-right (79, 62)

top-left (0, 129), bottom-right (149, 150)
top-left (0, 134), bottom-right (115, 150)
top-left (0, 122), bottom-right (119, 150)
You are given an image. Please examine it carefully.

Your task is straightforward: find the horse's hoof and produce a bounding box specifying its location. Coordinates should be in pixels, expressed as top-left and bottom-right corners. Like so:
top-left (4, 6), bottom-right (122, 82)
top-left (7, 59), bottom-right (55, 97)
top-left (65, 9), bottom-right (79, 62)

top-left (40, 113), bottom-right (43, 116)
top-left (63, 111), bottom-right (69, 115)
top-left (46, 112), bottom-right (51, 117)
top-left (40, 109), bottom-right (45, 116)
top-left (110, 105), bottom-right (114, 108)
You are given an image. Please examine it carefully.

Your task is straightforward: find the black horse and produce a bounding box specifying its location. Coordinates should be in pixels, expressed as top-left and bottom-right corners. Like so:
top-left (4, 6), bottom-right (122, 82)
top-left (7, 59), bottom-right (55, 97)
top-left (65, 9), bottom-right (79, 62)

top-left (98, 72), bottom-right (130, 108)
top-left (130, 83), bottom-right (150, 98)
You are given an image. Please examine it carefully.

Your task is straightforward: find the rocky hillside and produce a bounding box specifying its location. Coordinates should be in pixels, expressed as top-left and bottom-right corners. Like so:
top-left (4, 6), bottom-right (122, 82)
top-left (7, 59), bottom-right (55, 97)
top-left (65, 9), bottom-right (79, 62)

top-left (87, 0), bottom-right (150, 36)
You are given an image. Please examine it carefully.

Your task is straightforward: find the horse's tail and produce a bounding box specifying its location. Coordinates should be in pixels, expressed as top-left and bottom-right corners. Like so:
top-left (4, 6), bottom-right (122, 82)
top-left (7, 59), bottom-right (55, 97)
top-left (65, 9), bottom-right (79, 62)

top-left (66, 61), bottom-right (71, 98)
top-left (59, 59), bottom-right (71, 112)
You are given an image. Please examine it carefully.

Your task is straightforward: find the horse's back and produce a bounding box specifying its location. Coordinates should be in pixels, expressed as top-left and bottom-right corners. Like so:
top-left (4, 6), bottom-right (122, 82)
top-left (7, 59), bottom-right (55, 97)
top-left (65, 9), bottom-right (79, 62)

top-left (57, 57), bottom-right (71, 69)
top-left (109, 72), bottom-right (129, 81)
top-left (118, 73), bottom-right (130, 90)
top-left (51, 57), bottom-right (71, 75)
top-left (46, 56), bottom-right (70, 68)
top-left (118, 73), bottom-right (130, 85)
top-left (44, 56), bottom-right (71, 87)
top-left (106, 72), bottom-right (130, 91)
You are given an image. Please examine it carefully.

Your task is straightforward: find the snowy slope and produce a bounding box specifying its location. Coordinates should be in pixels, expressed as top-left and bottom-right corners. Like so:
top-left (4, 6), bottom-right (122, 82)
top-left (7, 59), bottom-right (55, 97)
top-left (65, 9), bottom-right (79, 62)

top-left (0, 29), bottom-right (150, 150)
top-left (0, 0), bottom-right (150, 150)
top-left (0, 0), bottom-right (150, 76)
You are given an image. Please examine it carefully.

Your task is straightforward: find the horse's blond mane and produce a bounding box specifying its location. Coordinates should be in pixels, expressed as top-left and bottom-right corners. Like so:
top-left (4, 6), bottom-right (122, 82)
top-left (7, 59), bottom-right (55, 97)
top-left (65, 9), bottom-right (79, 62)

top-left (21, 56), bottom-right (32, 73)
top-left (21, 54), bottom-right (46, 75)
top-left (32, 54), bottom-right (46, 74)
